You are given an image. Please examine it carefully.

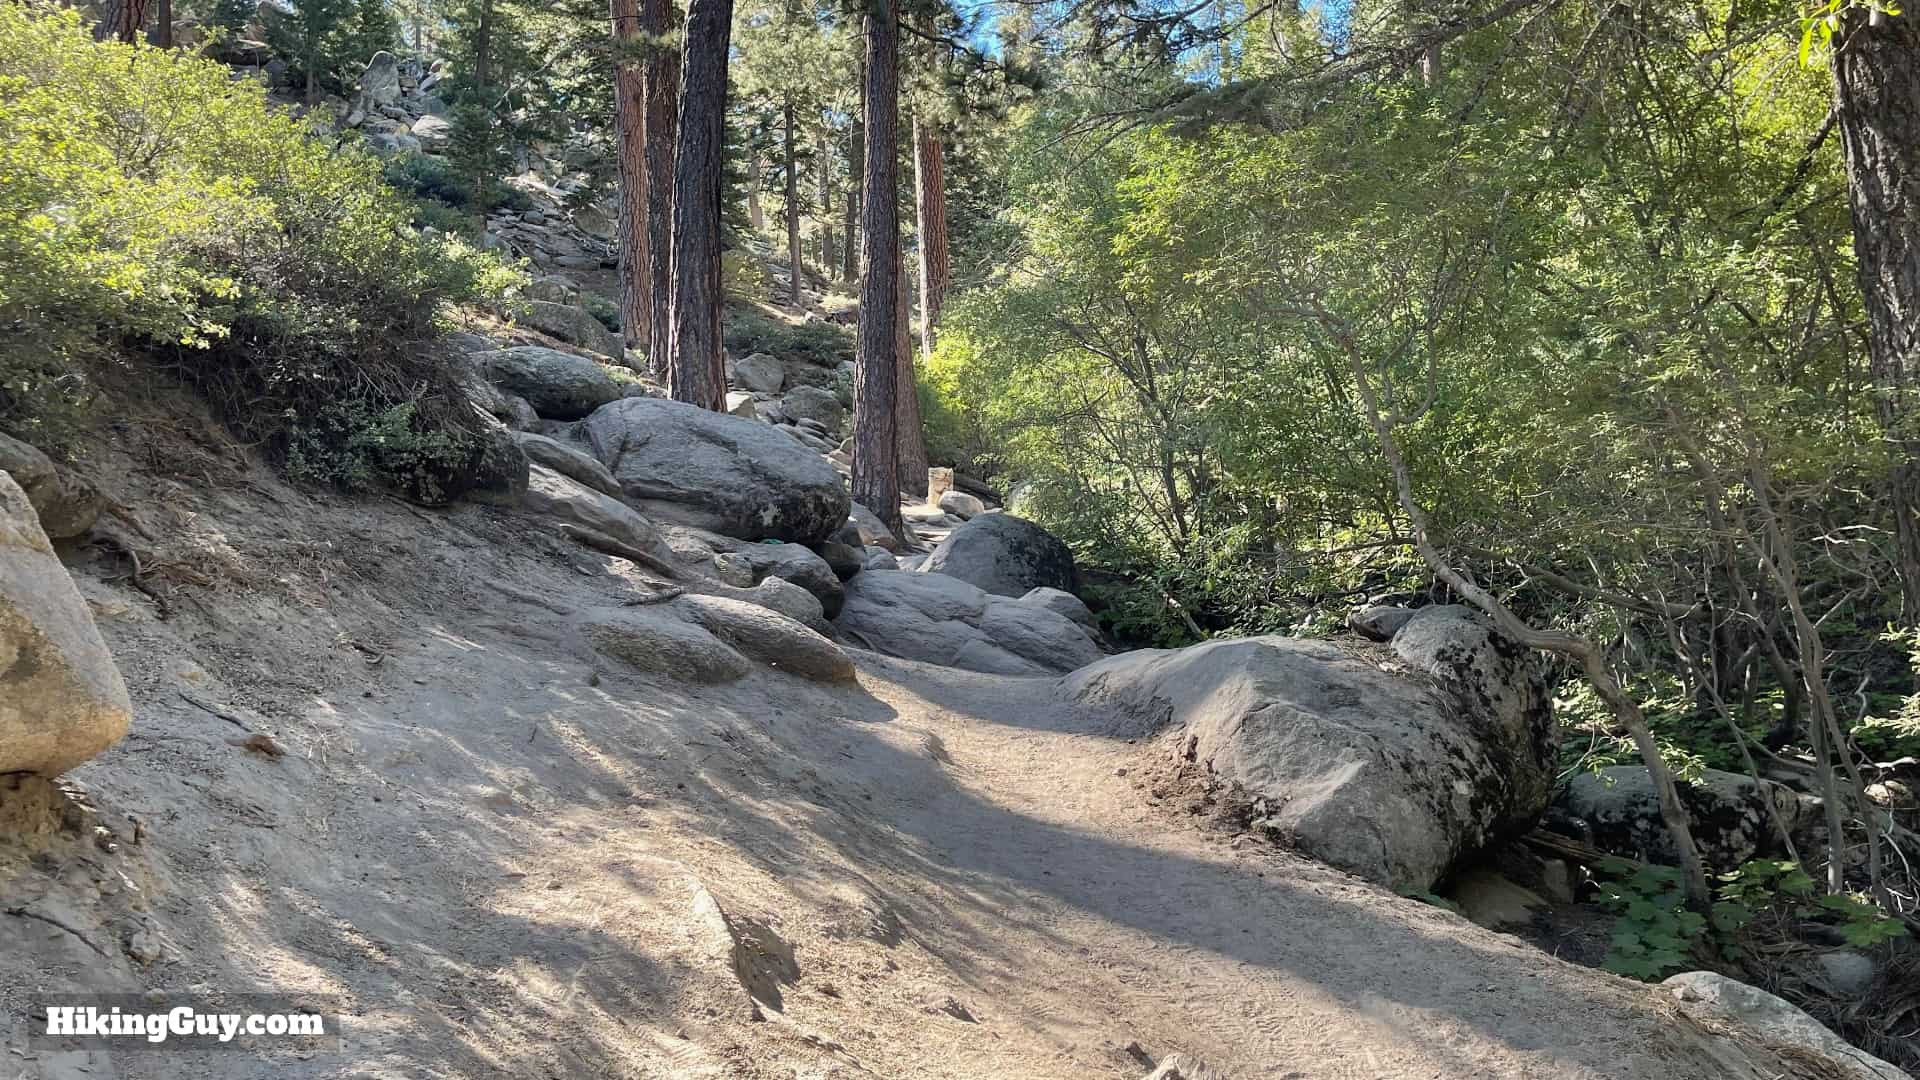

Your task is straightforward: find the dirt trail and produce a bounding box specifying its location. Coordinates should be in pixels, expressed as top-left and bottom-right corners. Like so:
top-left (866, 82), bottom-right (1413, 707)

top-left (0, 442), bottom-right (1829, 1080)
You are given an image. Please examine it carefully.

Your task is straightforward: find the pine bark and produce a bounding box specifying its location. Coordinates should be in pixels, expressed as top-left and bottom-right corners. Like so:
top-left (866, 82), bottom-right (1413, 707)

top-left (843, 71), bottom-right (864, 284)
top-left (853, 5), bottom-right (902, 535)
top-left (611, 0), bottom-right (649, 358)
top-left (642, 0), bottom-right (678, 373)
top-left (784, 98), bottom-right (804, 310)
top-left (819, 132), bottom-right (836, 280)
top-left (895, 236), bottom-right (928, 496)
top-left (665, 0), bottom-right (734, 410)
top-left (912, 115), bottom-right (949, 357)
top-left (94, 0), bottom-right (148, 41)
top-left (1833, 9), bottom-right (1920, 622)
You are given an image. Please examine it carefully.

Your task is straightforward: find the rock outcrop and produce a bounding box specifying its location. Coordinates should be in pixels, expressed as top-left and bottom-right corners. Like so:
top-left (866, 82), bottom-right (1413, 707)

top-left (478, 346), bottom-right (622, 420)
top-left (918, 513), bottom-right (1078, 598)
top-left (522, 465), bottom-right (676, 570)
top-left (1662, 972), bottom-right (1909, 1080)
top-left (1061, 607), bottom-right (1555, 892)
top-left (582, 397), bottom-right (851, 544)
top-left (1020, 586), bottom-right (1095, 627)
top-left (519, 299), bottom-right (627, 362)
top-left (0, 472), bottom-right (133, 776)
top-left (836, 570), bottom-right (1103, 675)
top-left (0, 433), bottom-right (101, 539)
top-left (1548, 765), bottom-right (1804, 871)
top-left (671, 594), bottom-right (854, 683)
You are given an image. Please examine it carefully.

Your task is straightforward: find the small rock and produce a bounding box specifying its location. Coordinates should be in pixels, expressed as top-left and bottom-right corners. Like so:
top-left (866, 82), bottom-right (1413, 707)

top-left (126, 928), bottom-right (162, 966)
top-left (1810, 950), bottom-right (1877, 996)
top-left (930, 996), bottom-right (975, 1022)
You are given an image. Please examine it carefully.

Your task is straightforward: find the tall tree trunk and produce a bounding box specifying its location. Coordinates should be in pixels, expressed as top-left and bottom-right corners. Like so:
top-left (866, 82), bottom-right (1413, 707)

top-left (1833, 9), bottom-right (1920, 622)
top-left (665, 0), bottom-right (734, 410)
top-left (819, 132), bottom-right (836, 280)
top-left (474, 0), bottom-right (493, 89)
top-left (747, 156), bottom-right (766, 232)
top-left (895, 235), bottom-right (928, 496)
top-left (154, 0), bottom-right (171, 46)
top-left (611, 0), bottom-right (650, 358)
top-left (843, 72), bottom-right (864, 284)
top-left (784, 97), bottom-right (804, 310)
top-left (853, 5), bottom-right (902, 535)
top-left (912, 115), bottom-right (949, 358)
top-left (94, 0), bottom-right (148, 42)
top-left (642, 0), bottom-right (678, 373)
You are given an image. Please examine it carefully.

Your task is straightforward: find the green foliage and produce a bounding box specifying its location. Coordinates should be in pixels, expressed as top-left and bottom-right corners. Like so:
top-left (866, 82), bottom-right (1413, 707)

top-left (1600, 858), bottom-right (1907, 981)
top-left (723, 306), bottom-right (853, 368)
top-left (283, 400), bottom-right (471, 501)
top-left (383, 151), bottom-right (474, 208)
top-left (581, 291), bottom-right (620, 334)
top-left (210, 0), bottom-right (254, 31)
top-left (0, 2), bottom-right (524, 497)
top-left (444, 102), bottom-right (515, 209)
top-left (262, 0), bottom-right (396, 96)
top-left (1598, 862), bottom-right (1708, 980)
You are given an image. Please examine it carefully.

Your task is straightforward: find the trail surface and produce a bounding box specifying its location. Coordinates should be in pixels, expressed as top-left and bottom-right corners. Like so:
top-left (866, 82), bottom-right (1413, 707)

top-left (0, 452), bottom-right (1810, 1079)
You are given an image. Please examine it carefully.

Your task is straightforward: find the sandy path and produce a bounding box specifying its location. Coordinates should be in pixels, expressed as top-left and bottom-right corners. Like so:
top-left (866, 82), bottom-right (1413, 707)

top-left (809, 656), bottom-right (1762, 1080)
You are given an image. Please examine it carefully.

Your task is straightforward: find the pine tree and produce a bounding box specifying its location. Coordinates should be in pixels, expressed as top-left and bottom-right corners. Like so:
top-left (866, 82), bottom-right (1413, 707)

top-left (665, 0), bottom-right (736, 408)
top-left (853, 0), bottom-right (902, 534)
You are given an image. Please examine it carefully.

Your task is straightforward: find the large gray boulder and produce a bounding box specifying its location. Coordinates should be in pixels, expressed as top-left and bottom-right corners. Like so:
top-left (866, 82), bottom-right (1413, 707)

top-left (1, 473), bottom-right (132, 776)
top-left (582, 397), bottom-right (851, 544)
top-left (732, 352), bottom-right (785, 394)
top-left (1020, 586), bottom-right (1094, 627)
top-left (479, 347), bottom-right (622, 420)
top-left (847, 502), bottom-right (899, 551)
top-left (779, 385), bottom-right (844, 431)
top-left (1661, 973), bottom-right (1910, 1080)
top-left (918, 513), bottom-right (1077, 599)
top-left (671, 594), bottom-right (854, 683)
top-left (738, 542), bottom-right (843, 618)
top-left (409, 114), bottom-right (452, 152)
top-left (1549, 765), bottom-right (1804, 871)
top-left (0, 434), bottom-right (101, 539)
top-left (835, 570), bottom-right (1102, 676)
top-left (937, 490), bottom-right (986, 520)
top-left (522, 465), bottom-right (675, 568)
top-left (1060, 607), bottom-right (1555, 892)
top-left (576, 606), bottom-right (753, 684)
top-left (358, 50), bottom-right (401, 107)
top-left (520, 300), bottom-right (627, 361)
top-left (1393, 605), bottom-right (1557, 820)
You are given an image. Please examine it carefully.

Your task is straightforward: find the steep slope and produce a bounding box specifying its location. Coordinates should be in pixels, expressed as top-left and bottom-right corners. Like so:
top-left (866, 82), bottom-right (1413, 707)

top-left (0, 415), bottom-right (1871, 1080)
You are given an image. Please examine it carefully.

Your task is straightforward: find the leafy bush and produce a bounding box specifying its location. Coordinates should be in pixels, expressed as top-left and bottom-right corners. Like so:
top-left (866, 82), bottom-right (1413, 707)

top-left (384, 151), bottom-right (474, 208)
top-left (723, 305), bottom-right (853, 368)
top-left (0, 2), bottom-right (524, 498)
top-left (581, 291), bottom-right (621, 334)
top-left (1599, 858), bottom-right (1907, 981)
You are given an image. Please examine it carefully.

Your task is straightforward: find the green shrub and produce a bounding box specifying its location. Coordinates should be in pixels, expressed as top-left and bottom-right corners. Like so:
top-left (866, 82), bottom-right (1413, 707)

top-left (383, 151), bottom-right (474, 208)
top-left (1598, 858), bottom-right (1907, 981)
top-left (723, 306), bottom-right (853, 368)
top-left (0, 2), bottom-right (524, 498)
top-left (581, 291), bottom-right (621, 334)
